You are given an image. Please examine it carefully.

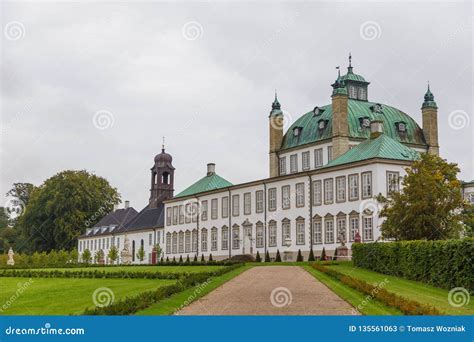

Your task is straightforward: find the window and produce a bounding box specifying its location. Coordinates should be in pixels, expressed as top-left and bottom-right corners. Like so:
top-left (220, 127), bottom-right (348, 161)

top-left (222, 226), bottom-right (229, 250)
top-left (256, 223), bottom-right (264, 248)
top-left (314, 148), bottom-right (323, 167)
top-left (256, 190), bottom-right (264, 213)
top-left (211, 228), bottom-right (218, 251)
top-left (336, 216), bottom-right (346, 243)
top-left (116, 238), bottom-right (120, 249)
top-left (232, 194), bottom-right (240, 216)
top-left (293, 127), bottom-right (302, 137)
top-left (191, 202), bottom-right (198, 223)
top-left (290, 154), bottom-right (298, 173)
top-left (387, 171), bottom-right (400, 195)
top-left (312, 218), bottom-right (322, 244)
top-left (296, 219), bottom-right (305, 245)
top-left (232, 226), bottom-right (240, 249)
top-left (469, 193), bottom-right (474, 204)
top-left (244, 192), bottom-right (251, 215)
top-left (178, 231), bottom-right (184, 253)
top-left (282, 185), bottom-right (291, 209)
top-left (362, 172), bottom-right (372, 198)
top-left (201, 200), bottom-right (208, 221)
top-left (282, 220), bottom-right (291, 245)
top-left (269, 221), bottom-right (277, 247)
top-left (279, 157), bottom-right (286, 175)
top-left (318, 120), bottom-right (326, 130)
top-left (348, 174), bottom-right (359, 200)
top-left (192, 230), bottom-right (197, 252)
top-left (296, 182), bottom-right (305, 207)
top-left (397, 122), bottom-right (407, 132)
top-left (325, 217), bottom-right (334, 243)
top-left (349, 216), bottom-right (359, 242)
top-left (324, 178), bottom-right (334, 204)
top-left (363, 216), bottom-right (373, 241)
top-left (313, 180), bottom-right (322, 206)
top-left (349, 85), bottom-right (357, 98)
top-left (302, 151), bottom-right (310, 170)
top-left (149, 233), bottom-right (153, 246)
top-left (166, 234), bottom-right (171, 254)
top-left (178, 205), bottom-right (184, 224)
top-left (185, 203), bottom-right (191, 223)
top-left (358, 87), bottom-right (366, 100)
top-left (172, 232), bottom-right (177, 254)
top-left (211, 199), bottom-right (218, 219)
top-left (166, 207), bottom-right (171, 226)
top-left (185, 230), bottom-right (191, 253)
top-left (201, 229), bottom-right (208, 252)
top-left (336, 176), bottom-right (346, 202)
top-left (327, 146), bottom-right (333, 162)
top-left (222, 196), bottom-right (229, 218)
top-left (173, 206), bottom-right (178, 225)
top-left (360, 117), bottom-right (371, 128)
top-left (268, 188), bottom-right (277, 211)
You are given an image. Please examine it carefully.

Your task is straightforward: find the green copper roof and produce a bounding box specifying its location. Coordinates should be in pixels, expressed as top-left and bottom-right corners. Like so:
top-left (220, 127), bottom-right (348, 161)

top-left (175, 173), bottom-right (233, 198)
top-left (422, 84), bottom-right (437, 109)
top-left (324, 134), bottom-right (419, 168)
top-left (340, 71), bottom-right (368, 83)
top-left (281, 99), bottom-right (427, 150)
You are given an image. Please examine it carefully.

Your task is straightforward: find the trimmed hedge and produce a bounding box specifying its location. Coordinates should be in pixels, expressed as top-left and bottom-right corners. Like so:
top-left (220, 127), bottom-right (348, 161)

top-left (312, 263), bottom-right (441, 315)
top-left (352, 238), bottom-right (474, 291)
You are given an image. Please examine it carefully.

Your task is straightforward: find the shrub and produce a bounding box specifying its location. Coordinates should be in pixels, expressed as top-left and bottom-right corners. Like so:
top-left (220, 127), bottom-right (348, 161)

top-left (209, 254), bottom-right (213, 262)
top-left (321, 247), bottom-right (326, 261)
top-left (308, 248), bottom-right (315, 262)
top-left (186, 255), bottom-right (190, 263)
top-left (275, 250), bottom-right (281, 262)
top-left (333, 247), bottom-right (338, 260)
top-left (352, 239), bottom-right (474, 291)
top-left (296, 249), bottom-right (303, 262)
top-left (193, 255), bottom-right (198, 262)
top-left (264, 251), bottom-right (270, 262)
top-left (178, 256), bottom-right (183, 264)
top-left (255, 251), bottom-right (261, 262)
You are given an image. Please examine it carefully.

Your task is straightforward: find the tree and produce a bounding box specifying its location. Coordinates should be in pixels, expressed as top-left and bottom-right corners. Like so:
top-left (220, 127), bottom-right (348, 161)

top-left (108, 245), bottom-right (119, 264)
top-left (136, 246), bottom-right (145, 263)
top-left (69, 248), bottom-right (79, 264)
top-left (166, 256), bottom-right (169, 263)
top-left (154, 243), bottom-right (162, 260)
top-left (333, 247), bottom-right (338, 260)
top-left (462, 204), bottom-right (474, 237)
top-left (378, 153), bottom-right (466, 240)
top-left (6, 183), bottom-right (36, 207)
top-left (15, 170), bottom-right (120, 252)
top-left (186, 255), bottom-right (190, 263)
top-left (95, 249), bottom-right (104, 264)
top-left (209, 254), bottom-right (213, 262)
top-left (82, 249), bottom-right (91, 264)
top-left (308, 248), bottom-right (315, 262)
top-left (255, 251), bottom-right (261, 262)
top-left (275, 250), bottom-right (282, 262)
top-left (201, 254), bottom-right (205, 262)
top-left (179, 255), bottom-right (183, 263)
top-left (296, 249), bottom-right (303, 262)
top-left (321, 247), bottom-right (326, 261)
top-left (193, 254), bottom-right (198, 262)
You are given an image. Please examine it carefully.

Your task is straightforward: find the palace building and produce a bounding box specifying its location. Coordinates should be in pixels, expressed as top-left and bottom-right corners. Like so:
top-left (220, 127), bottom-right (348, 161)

top-left (78, 57), bottom-right (457, 264)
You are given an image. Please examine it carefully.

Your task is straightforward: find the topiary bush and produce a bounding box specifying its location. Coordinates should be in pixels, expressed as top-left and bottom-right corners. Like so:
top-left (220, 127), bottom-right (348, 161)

top-left (275, 250), bottom-right (281, 262)
top-left (255, 251), bottom-right (261, 262)
top-left (308, 248), bottom-right (315, 262)
top-left (264, 251), bottom-right (270, 262)
top-left (296, 249), bottom-right (303, 262)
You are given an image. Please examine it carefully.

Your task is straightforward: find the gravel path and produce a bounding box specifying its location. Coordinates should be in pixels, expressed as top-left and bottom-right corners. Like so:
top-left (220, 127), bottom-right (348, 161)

top-left (176, 266), bottom-right (359, 315)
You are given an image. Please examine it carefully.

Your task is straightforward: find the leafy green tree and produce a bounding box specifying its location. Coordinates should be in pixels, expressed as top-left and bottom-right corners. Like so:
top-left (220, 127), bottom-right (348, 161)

top-left (462, 204), bottom-right (474, 237)
top-left (69, 248), bottom-right (79, 264)
top-left (16, 170), bottom-right (120, 252)
top-left (154, 243), bottom-right (162, 260)
top-left (255, 251), bottom-right (261, 262)
top-left (95, 249), bottom-right (104, 264)
top-left (378, 153), bottom-right (466, 240)
top-left (108, 245), bottom-right (119, 264)
top-left (6, 183), bottom-right (36, 207)
top-left (308, 248), bottom-right (315, 262)
top-left (81, 249), bottom-right (92, 264)
top-left (296, 249), bottom-right (303, 262)
top-left (136, 246), bottom-right (145, 263)
top-left (275, 250), bottom-right (281, 262)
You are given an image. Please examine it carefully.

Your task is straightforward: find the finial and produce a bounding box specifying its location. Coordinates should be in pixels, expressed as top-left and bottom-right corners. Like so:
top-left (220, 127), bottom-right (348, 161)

top-left (336, 65), bottom-right (341, 78)
top-left (272, 90), bottom-right (281, 111)
top-left (347, 53), bottom-right (353, 73)
top-left (162, 136), bottom-right (165, 152)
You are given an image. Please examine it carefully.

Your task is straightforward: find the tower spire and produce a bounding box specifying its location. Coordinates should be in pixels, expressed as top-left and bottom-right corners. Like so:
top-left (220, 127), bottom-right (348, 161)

top-left (272, 90), bottom-right (281, 110)
top-left (348, 53), bottom-right (353, 73)
top-left (162, 136), bottom-right (165, 152)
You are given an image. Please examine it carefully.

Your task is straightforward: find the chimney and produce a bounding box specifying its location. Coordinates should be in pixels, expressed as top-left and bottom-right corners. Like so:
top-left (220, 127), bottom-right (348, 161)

top-left (124, 200), bottom-right (130, 209)
top-left (207, 163), bottom-right (216, 176)
top-left (370, 119), bottom-right (384, 139)
top-left (113, 204), bottom-right (119, 212)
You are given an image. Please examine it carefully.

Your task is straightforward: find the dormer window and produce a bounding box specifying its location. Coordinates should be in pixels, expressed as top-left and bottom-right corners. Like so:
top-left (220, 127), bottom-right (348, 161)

top-left (293, 127), bottom-right (302, 137)
top-left (370, 103), bottom-right (383, 113)
top-left (317, 119), bottom-right (327, 130)
top-left (313, 106), bottom-right (324, 116)
top-left (359, 117), bottom-right (371, 129)
top-left (358, 87), bottom-right (367, 101)
top-left (396, 122), bottom-right (407, 133)
top-left (349, 86), bottom-right (357, 98)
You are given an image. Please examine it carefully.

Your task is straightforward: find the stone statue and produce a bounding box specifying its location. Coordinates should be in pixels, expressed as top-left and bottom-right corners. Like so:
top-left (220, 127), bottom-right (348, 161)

top-left (120, 235), bottom-right (132, 264)
top-left (7, 247), bottom-right (14, 266)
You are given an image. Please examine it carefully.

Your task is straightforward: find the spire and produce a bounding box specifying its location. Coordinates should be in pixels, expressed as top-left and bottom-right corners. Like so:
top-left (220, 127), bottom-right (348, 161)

top-left (331, 66), bottom-right (347, 96)
top-left (272, 90), bottom-right (281, 110)
top-left (422, 82), bottom-right (437, 108)
top-left (162, 136), bottom-right (166, 152)
top-left (348, 52), bottom-right (353, 74)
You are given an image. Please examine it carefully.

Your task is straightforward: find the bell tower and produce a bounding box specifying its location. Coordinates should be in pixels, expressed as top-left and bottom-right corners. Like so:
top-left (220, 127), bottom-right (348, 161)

top-left (421, 83), bottom-right (439, 156)
top-left (269, 92), bottom-right (284, 177)
top-left (149, 139), bottom-right (175, 208)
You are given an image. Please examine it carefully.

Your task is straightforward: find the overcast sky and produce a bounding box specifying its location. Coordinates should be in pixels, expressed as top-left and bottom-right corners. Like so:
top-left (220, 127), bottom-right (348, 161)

top-left (1, 0), bottom-right (472, 211)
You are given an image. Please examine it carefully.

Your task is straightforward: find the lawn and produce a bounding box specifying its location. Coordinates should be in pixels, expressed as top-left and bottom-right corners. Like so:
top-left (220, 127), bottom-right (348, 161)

top-left (328, 262), bottom-right (474, 315)
top-left (0, 277), bottom-right (175, 315)
top-left (26, 265), bottom-right (224, 274)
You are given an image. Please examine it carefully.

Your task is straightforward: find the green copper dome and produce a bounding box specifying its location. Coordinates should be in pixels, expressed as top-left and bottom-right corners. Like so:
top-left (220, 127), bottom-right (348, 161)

top-left (281, 99), bottom-right (427, 150)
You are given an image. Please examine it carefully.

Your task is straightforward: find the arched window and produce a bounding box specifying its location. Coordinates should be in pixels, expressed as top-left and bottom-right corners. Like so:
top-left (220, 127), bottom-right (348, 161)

top-left (324, 214), bottom-right (334, 243)
top-left (178, 231), bottom-right (184, 253)
top-left (201, 228), bottom-right (208, 252)
top-left (185, 230), bottom-right (191, 253)
top-left (232, 225), bottom-right (240, 250)
top-left (166, 233), bottom-right (171, 254)
top-left (162, 172), bottom-right (169, 184)
top-left (281, 218), bottom-right (291, 245)
top-left (191, 229), bottom-right (197, 252)
top-left (221, 226), bottom-right (229, 250)
top-left (172, 232), bottom-right (177, 254)
top-left (211, 227), bottom-right (218, 251)
top-left (256, 222), bottom-right (264, 248)
top-left (336, 212), bottom-right (347, 243)
top-left (312, 215), bottom-right (322, 244)
top-left (296, 217), bottom-right (305, 245)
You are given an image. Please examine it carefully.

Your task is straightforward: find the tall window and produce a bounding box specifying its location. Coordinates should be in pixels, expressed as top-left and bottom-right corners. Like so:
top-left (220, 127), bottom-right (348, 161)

top-left (166, 207), bottom-right (172, 226)
top-left (172, 233), bottom-right (177, 254)
top-left (296, 182), bottom-right (305, 207)
top-left (336, 216), bottom-right (346, 243)
top-left (312, 218), bottom-right (322, 244)
top-left (185, 203), bottom-right (191, 223)
top-left (232, 225), bottom-right (240, 249)
top-left (325, 217), bottom-right (334, 243)
top-left (387, 171), bottom-right (399, 195)
top-left (362, 172), bottom-right (372, 198)
top-left (348, 174), bottom-right (359, 200)
top-left (336, 176), bottom-right (346, 202)
top-left (172, 206), bottom-right (178, 225)
top-left (201, 200), bottom-right (208, 221)
top-left (185, 230), bottom-right (191, 253)
top-left (349, 216), bottom-right (359, 242)
top-left (232, 194), bottom-right (240, 216)
top-left (313, 180), bottom-right (322, 206)
top-left (269, 221), bottom-right (277, 247)
top-left (149, 233), bottom-right (153, 246)
top-left (282, 220), bottom-right (291, 245)
top-left (327, 146), bottom-right (333, 162)
top-left (302, 151), bottom-right (310, 170)
top-left (201, 228), bottom-right (208, 252)
top-left (256, 190), bottom-right (264, 213)
top-left (244, 192), bottom-right (251, 215)
top-left (256, 223), bottom-right (264, 248)
top-left (211, 198), bottom-right (218, 219)
top-left (178, 231), bottom-right (184, 253)
top-left (211, 228), bottom-right (218, 251)
top-left (282, 185), bottom-right (291, 209)
top-left (363, 216), bottom-right (373, 241)
top-left (324, 179), bottom-right (334, 204)
top-left (179, 205), bottom-right (184, 224)
top-left (222, 196), bottom-right (229, 218)
top-left (314, 148), bottom-right (323, 167)
top-left (349, 85), bottom-right (357, 98)
top-left (268, 188), bottom-right (277, 211)
top-left (191, 202), bottom-right (198, 223)
top-left (221, 226), bottom-right (229, 250)
top-left (192, 230), bottom-right (197, 252)
top-left (290, 154), bottom-right (298, 173)
top-left (296, 219), bottom-right (305, 245)
top-left (279, 157), bottom-right (286, 175)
